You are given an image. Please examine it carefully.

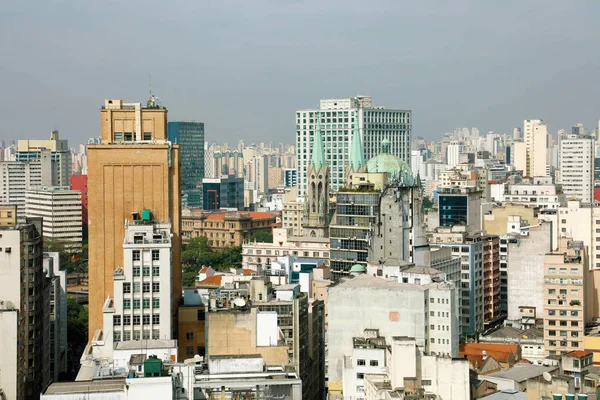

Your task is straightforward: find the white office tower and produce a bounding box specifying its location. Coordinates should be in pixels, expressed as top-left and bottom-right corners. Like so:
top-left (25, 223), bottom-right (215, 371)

top-left (0, 150), bottom-right (52, 218)
top-left (25, 186), bottom-right (83, 250)
top-left (77, 212), bottom-right (177, 381)
top-left (558, 134), bottom-right (594, 204)
top-left (411, 150), bottom-right (426, 179)
top-left (523, 119), bottom-right (548, 177)
top-left (446, 141), bottom-right (465, 168)
top-left (296, 96), bottom-right (411, 195)
top-left (112, 216), bottom-right (173, 342)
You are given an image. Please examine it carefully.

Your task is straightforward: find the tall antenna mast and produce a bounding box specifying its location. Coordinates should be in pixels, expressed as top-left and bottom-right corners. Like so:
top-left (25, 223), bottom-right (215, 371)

top-left (149, 74), bottom-right (152, 97)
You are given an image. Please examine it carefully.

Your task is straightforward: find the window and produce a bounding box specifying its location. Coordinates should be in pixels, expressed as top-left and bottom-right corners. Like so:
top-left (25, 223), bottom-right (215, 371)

top-left (113, 331), bottom-right (121, 342)
top-left (143, 266), bottom-right (150, 276)
top-left (133, 266), bottom-right (140, 277)
top-left (356, 373), bottom-right (364, 379)
top-left (143, 282), bottom-right (150, 293)
top-left (370, 360), bottom-right (379, 366)
top-left (197, 309), bottom-right (205, 320)
top-left (153, 298), bottom-right (160, 308)
top-left (132, 250), bottom-right (141, 261)
top-left (123, 315), bottom-right (131, 326)
top-left (143, 314), bottom-right (150, 325)
top-left (186, 346), bottom-right (194, 355)
top-left (133, 282), bottom-right (141, 293)
top-left (133, 315), bottom-right (141, 325)
top-left (152, 266), bottom-right (160, 276)
top-left (152, 330), bottom-right (160, 340)
top-left (430, 325), bottom-right (435, 330)
top-left (123, 283), bottom-right (131, 294)
top-left (152, 314), bottom-right (160, 324)
top-left (124, 331), bottom-right (131, 341)
top-left (133, 330), bottom-right (140, 340)
top-left (143, 298), bottom-right (150, 309)
top-left (549, 330), bottom-right (556, 336)
top-left (114, 132), bottom-right (123, 141)
top-left (133, 299), bottom-right (141, 309)
top-left (152, 282), bottom-right (160, 292)
top-left (152, 250), bottom-right (160, 260)
top-left (143, 132), bottom-right (152, 140)
top-left (124, 299), bottom-right (131, 310)
top-left (357, 359), bottom-right (366, 366)
top-left (124, 132), bottom-right (133, 141)
top-left (430, 311), bottom-right (434, 316)
top-left (186, 332), bottom-right (194, 340)
top-left (143, 330), bottom-right (150, 340)
top-left (113, 315), bottom-right (121, 326)
top-left (422, 380), bottom-right (432, 386)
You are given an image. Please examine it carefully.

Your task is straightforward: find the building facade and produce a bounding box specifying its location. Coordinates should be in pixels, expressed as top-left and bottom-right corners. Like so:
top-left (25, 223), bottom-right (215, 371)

top-left (25, 186), bottom-right (83, 250)
top-left (544, 239), bottom-right (587, 356)
top-left (558, 134), bottom-right (594, 204)
top-left (168, 122), bottom-right (205, 208)
top-left (17, 130), bottom-right (72, 186)
top-left (0, 152), bottom-right (52, 218)
top-left (296, 96), bottom-right (411, 195)
top-left (0, 216), bottom-right (49, 400)
top-left (87, 98), bottom-right (181, 341)
top-left (202, 175), bottom-right (244, 211)
top-left (182, 208), bottom-right (276, 248)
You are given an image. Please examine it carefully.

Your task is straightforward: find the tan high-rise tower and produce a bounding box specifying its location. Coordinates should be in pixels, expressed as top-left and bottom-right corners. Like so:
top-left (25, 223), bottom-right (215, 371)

top-left (87, 98), bottom-right (181, 340)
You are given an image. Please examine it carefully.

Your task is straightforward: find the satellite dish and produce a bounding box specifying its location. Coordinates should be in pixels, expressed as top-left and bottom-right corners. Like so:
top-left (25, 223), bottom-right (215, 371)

top-left (233, 298), bottom-right (246, 307)
top-left (543, 372), bottom-right (552, 382)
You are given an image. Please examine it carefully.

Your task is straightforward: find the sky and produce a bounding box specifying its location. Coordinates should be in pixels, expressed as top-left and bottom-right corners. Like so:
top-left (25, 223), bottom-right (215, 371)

top-left (1, 1), bottom-right (600, 146)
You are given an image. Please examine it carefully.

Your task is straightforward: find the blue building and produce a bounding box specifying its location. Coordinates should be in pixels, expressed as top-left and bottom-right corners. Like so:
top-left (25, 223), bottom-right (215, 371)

top-left (438, 186), bottom-right (481, 232)
top-left (202, 175), bottom-right (244, 211)
top-left (167, 122), bottom-right (205, 208)
top-left (283, 168), bottom-right (297, 187)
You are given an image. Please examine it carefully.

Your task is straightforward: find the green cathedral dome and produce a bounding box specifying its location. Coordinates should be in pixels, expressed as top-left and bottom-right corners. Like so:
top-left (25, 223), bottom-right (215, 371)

top-left (366, 139), bottom-right (414, 185)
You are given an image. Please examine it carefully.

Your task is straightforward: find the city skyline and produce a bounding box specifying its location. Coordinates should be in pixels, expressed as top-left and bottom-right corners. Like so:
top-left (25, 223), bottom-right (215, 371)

top-left (2, 2), bottom-right (600, 145)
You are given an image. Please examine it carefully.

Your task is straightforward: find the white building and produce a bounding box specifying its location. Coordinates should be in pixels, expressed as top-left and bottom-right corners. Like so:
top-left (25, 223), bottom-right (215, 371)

top-left (0, 151), bottom-right (52, 218)
top-left (503, 181), bottom-right (565, 210)
top-left (506, 221), bottom-right (552, 328)
top-left (296, 96), bottom-right (411, 195)
top-left (327, 274), bottom-right (459, 393)
top-left (242, 227), bottom-right (330, 269)
top-left (17, 130), bottom-right (72, 186)
top-left (25, 186), bottom-right (82, 250)
top-left (558, 134), bottom-right (594, 204)
top-left (363, 337), bottom-right (470, 400)
top-left (78, 216), bottom-right (175, 377)
top-left (342, 329), bottom-right (389, 399)
top-left (446, 141), bottom-right (466, 168)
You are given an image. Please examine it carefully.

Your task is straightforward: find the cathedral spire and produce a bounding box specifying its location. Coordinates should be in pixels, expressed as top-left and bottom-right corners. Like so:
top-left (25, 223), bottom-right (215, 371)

top-left (311, 111), bottom-right (326, 171)
top-left (349, 109), bottom-right (365, 171)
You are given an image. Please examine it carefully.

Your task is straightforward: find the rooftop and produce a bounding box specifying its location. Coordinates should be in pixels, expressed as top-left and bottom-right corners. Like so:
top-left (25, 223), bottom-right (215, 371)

top-left (43, 379), bottom-right (126, 395)
top-left (114, 339), bottom-right (177, 351)
top-left (565, 350), bottom-right (592, 358)
top-left (460, 343), bottom-right (519, 367)
top-left (478, 390), bottom-right (527, 400)
top-left (332, 274), bottom-right (453, 291)
top-left (485, 364), bottom-right (557, 383)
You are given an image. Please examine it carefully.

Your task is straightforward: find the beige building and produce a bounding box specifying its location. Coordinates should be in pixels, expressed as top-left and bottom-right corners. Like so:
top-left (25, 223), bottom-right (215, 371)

top-left (544, 239), bottom-right (589, 356)
top-left (242, 227), bottom-right (330, 269)
top-left (523, 119), bottom-right (549, 177)
top-left (87, 98), bottom-right (181, 340)
top-left (483, 204), bottom-right (539, 236)
top-left (181, 208), bottom-right (276, 249)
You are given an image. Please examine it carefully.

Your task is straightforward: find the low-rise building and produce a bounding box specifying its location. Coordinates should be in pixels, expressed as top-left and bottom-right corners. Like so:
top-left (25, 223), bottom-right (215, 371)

top-left (480, 326), bottom-right (545, 362)
top-left (182, 208), bottom-right (276, 248)
top-left (242, 227), bottom-right (330, 269)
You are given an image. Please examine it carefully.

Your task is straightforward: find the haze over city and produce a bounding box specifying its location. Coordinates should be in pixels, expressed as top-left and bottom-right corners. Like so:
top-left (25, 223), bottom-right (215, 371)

top-left (2, 1), bottom-right (600, 144)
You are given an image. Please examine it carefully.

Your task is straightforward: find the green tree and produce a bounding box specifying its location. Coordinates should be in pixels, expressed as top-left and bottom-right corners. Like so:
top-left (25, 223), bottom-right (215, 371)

top-left (65, 297), bottom-right (88, 380)
top-left (250, 231), bottom-right (273, 243)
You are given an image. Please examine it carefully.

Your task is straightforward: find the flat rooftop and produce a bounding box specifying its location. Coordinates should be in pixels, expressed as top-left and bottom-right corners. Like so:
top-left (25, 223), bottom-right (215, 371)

top-left (43, 379), bottom-right (126, 395)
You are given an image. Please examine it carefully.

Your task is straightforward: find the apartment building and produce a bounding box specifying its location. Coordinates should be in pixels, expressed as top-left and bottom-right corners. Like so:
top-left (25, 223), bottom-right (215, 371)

top-left (544, 239), bottom-right (588, 356)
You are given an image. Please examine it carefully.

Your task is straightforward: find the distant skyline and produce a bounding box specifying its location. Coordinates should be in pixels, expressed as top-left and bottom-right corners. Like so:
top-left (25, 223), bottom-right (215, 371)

top-left (1, 1), bottom-right (600, 146)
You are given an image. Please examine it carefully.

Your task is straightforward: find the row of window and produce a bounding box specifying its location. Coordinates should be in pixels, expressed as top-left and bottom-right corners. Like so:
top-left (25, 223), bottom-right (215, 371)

top-left (132, 250), bottom-right (160, 261)
top-left (132, 266), bottom-right (160, 277)
top-left (356, 359), bottom-right (378, 367)
top-left (124, 282), bottom-right (160, 294)
top-left (113, 313), bottom-right (160, 326)
top-left (123, 297), bottom-right (160, 309)
top-left (113, 132), bottom-right (153, 142)
top-left (114, 329), bottom-right (159, 342)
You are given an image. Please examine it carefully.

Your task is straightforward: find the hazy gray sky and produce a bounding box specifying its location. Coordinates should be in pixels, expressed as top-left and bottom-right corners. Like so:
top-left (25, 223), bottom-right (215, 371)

top-left (1, 1), bottom-right (599, 145)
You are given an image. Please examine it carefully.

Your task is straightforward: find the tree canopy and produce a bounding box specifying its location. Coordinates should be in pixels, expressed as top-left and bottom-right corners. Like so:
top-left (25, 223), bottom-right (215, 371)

top-left (249, 231), bottom-right (273, 243)
top-left (181, 236), bottom-right (242, 287)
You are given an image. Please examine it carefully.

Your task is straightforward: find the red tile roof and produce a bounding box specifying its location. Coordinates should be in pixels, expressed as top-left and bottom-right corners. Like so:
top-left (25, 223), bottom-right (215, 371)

top-left (566, 350), bottom-right (592, 358)
top-left (198, 275), bottom-right (223, 286)
top-left (460, 343), bottom-right (519, 368)
top-left (242, 269), bottom-right (256, 276)
top-left (200, 266), bottom-right (210, 273)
